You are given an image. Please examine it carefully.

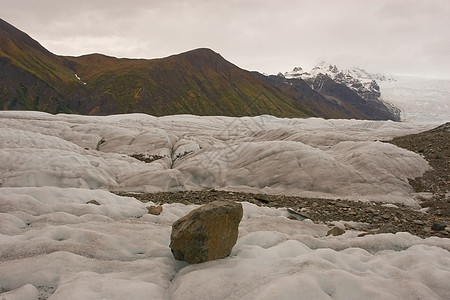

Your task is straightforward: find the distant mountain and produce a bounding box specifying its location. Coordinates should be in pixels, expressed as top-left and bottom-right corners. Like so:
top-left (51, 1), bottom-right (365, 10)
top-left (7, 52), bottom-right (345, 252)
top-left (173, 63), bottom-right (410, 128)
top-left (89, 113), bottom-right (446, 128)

top-left (0, 18), bottom-right (399, 120)
top-left (255, 73), bottom-right (381, 119)
top-left (284, 62), bottom-right (401, 121)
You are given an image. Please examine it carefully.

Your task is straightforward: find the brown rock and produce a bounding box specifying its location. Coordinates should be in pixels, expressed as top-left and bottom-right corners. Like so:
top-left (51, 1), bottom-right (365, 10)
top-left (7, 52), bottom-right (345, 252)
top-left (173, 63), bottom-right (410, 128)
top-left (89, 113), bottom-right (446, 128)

top-left (254, 194), bottom-right (270, 204)
top-left (147, 205), bottom-right (163, 215)
top-left (348, 209), bottom-right (357, 216)
top-left (327, 227), bottom-right (345, 236)
top-left (169, 200), bottom-right (243, 264)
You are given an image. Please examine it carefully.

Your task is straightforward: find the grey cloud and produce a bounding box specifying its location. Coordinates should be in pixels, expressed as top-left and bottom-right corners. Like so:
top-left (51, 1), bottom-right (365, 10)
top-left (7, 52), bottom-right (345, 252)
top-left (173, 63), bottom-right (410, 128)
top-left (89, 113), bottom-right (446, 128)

top-left (2, 0), bottom-right (450, 78)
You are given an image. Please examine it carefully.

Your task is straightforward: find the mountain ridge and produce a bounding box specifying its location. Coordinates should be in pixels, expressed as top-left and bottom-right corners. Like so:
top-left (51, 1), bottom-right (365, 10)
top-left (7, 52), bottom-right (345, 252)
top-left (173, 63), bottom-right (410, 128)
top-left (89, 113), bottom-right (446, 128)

top-left (283, 61), bottom-right (401, 120)
top-left (0, 18), bottom-right (399, 120)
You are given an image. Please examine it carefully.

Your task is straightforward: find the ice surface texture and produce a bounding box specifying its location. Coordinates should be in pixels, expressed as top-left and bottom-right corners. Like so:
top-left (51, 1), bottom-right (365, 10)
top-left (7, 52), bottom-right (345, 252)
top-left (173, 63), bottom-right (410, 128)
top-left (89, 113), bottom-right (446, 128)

top-left (0, 112), bottom-right (438, 206)
top-left (0, 112), bottom-right (449, 299)
top-left (0, 187), bottom-right (449, 299)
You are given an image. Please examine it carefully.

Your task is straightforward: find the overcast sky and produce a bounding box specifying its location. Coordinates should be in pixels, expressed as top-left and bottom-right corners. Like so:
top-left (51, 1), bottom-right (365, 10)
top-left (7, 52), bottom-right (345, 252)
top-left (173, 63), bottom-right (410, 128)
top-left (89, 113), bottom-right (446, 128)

top-left (3, 0), bottom-right (450, 79)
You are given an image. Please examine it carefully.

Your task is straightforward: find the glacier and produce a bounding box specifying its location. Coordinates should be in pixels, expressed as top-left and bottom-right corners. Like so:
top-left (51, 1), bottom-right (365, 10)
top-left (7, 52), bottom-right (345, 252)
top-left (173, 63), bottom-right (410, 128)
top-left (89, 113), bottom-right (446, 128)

top-left (0, 111), bottom-right (449, 300)
top-left (0, 111), bottom-right (438, 205)
top-left (379, 75), bottom-right (450, 123)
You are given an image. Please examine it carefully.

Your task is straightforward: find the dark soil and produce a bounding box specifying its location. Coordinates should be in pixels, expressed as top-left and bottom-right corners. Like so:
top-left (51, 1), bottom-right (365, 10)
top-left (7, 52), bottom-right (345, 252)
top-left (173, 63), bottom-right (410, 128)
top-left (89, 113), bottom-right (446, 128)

top-left (116, 122), bottom-right (450, 239)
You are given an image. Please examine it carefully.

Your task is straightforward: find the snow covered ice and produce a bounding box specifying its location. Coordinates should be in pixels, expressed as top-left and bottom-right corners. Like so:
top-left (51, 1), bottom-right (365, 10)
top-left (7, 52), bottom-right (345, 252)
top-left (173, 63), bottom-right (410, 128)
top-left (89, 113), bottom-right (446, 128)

top-left (0, 111), bottom-right (439, 204)
top-left (0, 111), bottom-right (449, 299)
top-left (379, 75), bottom-right (450, 123)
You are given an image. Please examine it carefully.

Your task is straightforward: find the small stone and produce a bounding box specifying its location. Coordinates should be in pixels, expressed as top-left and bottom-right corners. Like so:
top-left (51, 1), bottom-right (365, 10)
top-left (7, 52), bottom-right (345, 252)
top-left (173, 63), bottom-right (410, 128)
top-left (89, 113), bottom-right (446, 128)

top-left (420, 200), bottom-right (434, 208)
top-left (431, 222), bottom-right (447, 231)
top-left (348, 209), bottom-right (357, 216)
top-left (287, 208), bottom-right (309, 220)
top-left (344, 223), bottom-right (353, 230)
top-left (413, 220), bottom-right (425, 225)
top-left (86, 200), bottom-right (100, 205)
top-left (327, 227), bottom-right (345, 236)
top-left (357, 232), bottom-right (373, 237)
top-left (254, 194), bottom-right (269, 204)
top-left (147, 205), bottom-right (163, 215)
top-left (381, 214), bottom-right (390, 220)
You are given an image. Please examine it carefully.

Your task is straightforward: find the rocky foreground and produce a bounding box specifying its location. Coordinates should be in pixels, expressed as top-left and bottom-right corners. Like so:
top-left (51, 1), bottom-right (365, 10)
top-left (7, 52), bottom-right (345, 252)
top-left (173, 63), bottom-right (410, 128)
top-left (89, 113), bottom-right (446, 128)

top-left (118, 122), bottom-right (449, 239)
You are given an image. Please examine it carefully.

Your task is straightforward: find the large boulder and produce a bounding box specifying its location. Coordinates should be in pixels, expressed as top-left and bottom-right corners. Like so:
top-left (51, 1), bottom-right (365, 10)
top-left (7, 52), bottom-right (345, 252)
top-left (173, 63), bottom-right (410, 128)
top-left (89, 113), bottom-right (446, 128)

top-left (170, 200), bottom-right (243, 264)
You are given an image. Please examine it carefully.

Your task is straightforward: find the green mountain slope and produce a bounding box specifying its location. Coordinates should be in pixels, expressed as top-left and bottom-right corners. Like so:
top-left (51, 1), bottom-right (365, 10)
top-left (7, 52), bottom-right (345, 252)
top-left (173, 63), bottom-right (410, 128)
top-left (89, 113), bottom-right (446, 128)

top-left (65, 49), bottom-right (313, 117)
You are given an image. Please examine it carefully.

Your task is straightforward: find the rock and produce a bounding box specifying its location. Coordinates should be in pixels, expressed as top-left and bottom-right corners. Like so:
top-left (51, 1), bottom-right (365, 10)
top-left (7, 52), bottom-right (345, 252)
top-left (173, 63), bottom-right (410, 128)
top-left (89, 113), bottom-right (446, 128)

top-left (86, 200), bottom-right (100, 205)
top-left (327, 227), bottom-right (345, 236)
top-left (170, 200), bottom-right (243, 264)
top-left (381, 213), bottom-right (391, 220)
top-left (419, 200), bottom-right (434, 208)
top-left (147, 205), bottom-right (163, 215)
top-left (413, 220), bottom-right (425, 225)
top-left (254, 194), bottom-right (270, 204)
top-left (431, 221), bottom-right (447, 231)
top-left (287, 208), bottom-right (309, 220)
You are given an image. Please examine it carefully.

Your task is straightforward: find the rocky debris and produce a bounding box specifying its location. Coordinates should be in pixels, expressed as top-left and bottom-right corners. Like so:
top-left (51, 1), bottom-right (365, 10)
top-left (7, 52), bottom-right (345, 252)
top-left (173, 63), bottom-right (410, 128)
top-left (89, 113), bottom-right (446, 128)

top-left (130, 153), bottom-right (164, 163)
top-left (115, 189), bottom-right (449, 239)
top-left (86, 200), bottom-right (100, 205)
top-left (113, 123), bottom-right (450, 239)
top-left (327, 227), bottom-right (345, 236)
top-left (147, 205), bottom-right (163, 215)
top-left (115, 124), bottom-right (449, 239)
top-left (357, 221), bottom-right (398, 237)
top-left (388, 122), bottom-right (449, 199)
top-left (385, 122), bottom-right (449, 236)
top-left (169, 201), bottom-right (243, 264)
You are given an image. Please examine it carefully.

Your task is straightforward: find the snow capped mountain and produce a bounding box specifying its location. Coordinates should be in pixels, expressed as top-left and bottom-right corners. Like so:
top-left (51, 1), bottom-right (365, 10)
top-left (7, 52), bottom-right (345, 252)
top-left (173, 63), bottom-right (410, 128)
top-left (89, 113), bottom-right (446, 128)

top-left (284, 61), bottom-right (395, 102)
top-left (284, 62), bottom-right (450, 123)
top-left (282, 62), bottom-right (401, 120)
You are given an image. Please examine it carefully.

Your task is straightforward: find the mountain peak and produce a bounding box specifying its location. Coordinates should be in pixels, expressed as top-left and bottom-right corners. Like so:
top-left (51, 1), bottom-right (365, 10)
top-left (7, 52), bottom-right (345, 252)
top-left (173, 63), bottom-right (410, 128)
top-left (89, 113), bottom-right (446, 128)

top-left (282, 61), bottom-right (401, 121)
top-left (170, 48), bottom-right (222, 60)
